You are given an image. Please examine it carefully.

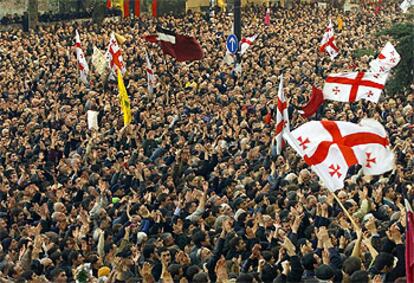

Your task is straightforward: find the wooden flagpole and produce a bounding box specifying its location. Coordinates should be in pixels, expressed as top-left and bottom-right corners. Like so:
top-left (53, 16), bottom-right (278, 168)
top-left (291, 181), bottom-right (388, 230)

top-left (331, 191), bottom-right (359, 229)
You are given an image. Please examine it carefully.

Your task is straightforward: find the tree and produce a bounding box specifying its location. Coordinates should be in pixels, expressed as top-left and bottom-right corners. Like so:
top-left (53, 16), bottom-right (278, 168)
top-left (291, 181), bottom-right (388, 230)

top-left (379, 10), bottom-right (414, 95)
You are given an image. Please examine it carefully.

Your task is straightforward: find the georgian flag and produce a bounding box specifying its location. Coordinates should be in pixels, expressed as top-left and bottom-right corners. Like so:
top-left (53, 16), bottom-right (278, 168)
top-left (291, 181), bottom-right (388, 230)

top-left (323, 71), bottom-right (388, 103)
top-left (275, 74), bottom-right (290, 155)
top-left (369, 42), bottom-right (401, 73)
top-left (74, 30), bottom-right (89, 85)
top-left (319, 20), bottom-right (339, 60)
top-left (400, 0), bottom-right (414, 13)
top-left (240, 34), bottom-right (258, 56)
top-left (283, 119), bottom-right (394, 191)
top-left (106, 32), bottom-right (126, 75)
top-left (264, 8), bottom-right (271, 25)
top-left (145, 52), bottom-right (156, 94)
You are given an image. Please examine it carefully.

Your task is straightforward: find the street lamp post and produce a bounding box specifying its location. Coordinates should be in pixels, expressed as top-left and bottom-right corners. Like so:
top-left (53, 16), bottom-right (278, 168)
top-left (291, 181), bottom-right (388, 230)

top-left (233, 0), bottom-right (242, 66)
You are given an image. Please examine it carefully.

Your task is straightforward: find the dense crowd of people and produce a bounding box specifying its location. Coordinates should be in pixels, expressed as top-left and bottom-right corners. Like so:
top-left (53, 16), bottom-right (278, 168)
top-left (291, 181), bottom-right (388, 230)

top-left (0, 1), bottom-right (413, 282)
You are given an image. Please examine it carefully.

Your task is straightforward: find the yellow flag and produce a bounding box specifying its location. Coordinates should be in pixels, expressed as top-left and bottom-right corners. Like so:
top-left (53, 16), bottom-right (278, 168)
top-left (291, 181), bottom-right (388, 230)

top-left (114, 32), bottom-right (127, 45)
top-left (218, 0), bottom-right (226, 10)
top-left (117, 69), bottom-right (132, 126)
top-left (113, 0), bottom-right (125, 17)
top-left (337, 16), bottom-right (343, 31)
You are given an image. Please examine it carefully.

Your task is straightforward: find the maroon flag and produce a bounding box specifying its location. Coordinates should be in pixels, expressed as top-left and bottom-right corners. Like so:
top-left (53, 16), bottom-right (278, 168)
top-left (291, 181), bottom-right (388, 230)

top-left (134, 0), bottom-right (140, 17)
top-left (406, 199), bottom-right (414, 283)
top-left (301, 86), bottom-right (324, 118)
top-left (152, 0), bottom-right (157, 17)
top-left (144, 27), bottom-right (203, 62)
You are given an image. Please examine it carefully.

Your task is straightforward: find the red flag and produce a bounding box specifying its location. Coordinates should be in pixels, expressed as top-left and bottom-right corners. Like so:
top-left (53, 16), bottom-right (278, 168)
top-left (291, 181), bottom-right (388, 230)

top-left (134, 0), bottom-right (140, 17)
top-left (406, 199), bottom-right (414, 283)
top-left (107, 0), bottom-right (112, 8)
top-left (144, 27), bottom-right (203, 62)
top-left (301, 86), bottom-right (324, 118)
top-left (143, 35), bottom-right (158, 43)
top-left (123, 0), bottom-right (130, 17)
top-left (152, 0), bottom-right (157, 17)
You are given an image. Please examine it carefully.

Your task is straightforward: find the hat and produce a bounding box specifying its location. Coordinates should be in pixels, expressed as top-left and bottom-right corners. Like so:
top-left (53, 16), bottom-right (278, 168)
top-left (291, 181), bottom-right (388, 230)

top-left (316, 264), bottom-right (335, 280)
top-left (234, 208), bottom-right (246, 222)
top-left (98, 266), bottom-right (110, 277)
top-left (233, 197), bottom-right (246, 208)
top-left (137, 232), bottom-right (148, 245)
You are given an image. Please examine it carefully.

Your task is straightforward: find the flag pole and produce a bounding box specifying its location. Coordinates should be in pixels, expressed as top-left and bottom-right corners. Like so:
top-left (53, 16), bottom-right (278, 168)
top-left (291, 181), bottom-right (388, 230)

top-left (331, 191), bottom-right (358, 229)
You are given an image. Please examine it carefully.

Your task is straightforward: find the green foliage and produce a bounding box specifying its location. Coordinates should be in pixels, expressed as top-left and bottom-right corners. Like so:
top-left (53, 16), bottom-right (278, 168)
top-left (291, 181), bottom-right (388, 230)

top-left (378, 11), bottom-right (414, 95)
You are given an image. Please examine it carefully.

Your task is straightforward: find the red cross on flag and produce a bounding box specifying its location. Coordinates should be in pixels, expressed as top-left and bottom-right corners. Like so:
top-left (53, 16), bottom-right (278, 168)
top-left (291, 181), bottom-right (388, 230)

top-left (240, 34), bottom-right (258, 56)
top-left (74, 30), bottom-right (89, 85)
top-left (145, 52), bottom-right (157, 94)
top-left (283, 119), bottom-right (394, 191)
top-left (106, 32), bottom-right (126, 76)
top-left (319, 20), bottom-right (339, 60)
top-left (323, 71), bottom-right (388, 103)
top-left (369, 42), bottom-right (401, 73)
top-left (275, 74), bottom-right (290, 155)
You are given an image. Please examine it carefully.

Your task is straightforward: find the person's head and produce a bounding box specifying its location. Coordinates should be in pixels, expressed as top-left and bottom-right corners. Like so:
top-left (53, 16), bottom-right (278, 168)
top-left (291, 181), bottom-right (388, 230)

top-left (343, 256), bottom-right (361, 276)
top-left (185, 265), bottom-right (201, 281)
top-left (158, 247), bottom-right (171, 265)
top-left (142, 244), bottom-right (155, 259)
top-left (237, 273), bottom-right (254, 283)
top-left (168, 263), bottom-right (183, 280)
top-left (315, 264), bottom-right (335, 282)
top-left (262, 250), bottom-right (275, 264)
top-left (229, 236), bottom-right (246, 252)
top-left (302, 252), bottom-right (319, 271)
top-left (374, 252), bottom-right (395, 273)
top-left (192, 230), bottom-right (207, 248)
top-left (349, 270), bottom-right (369, 283)
top-left (50, 268), bottom-right (67, 283)
top-left (384, 187), bottom-right (395, 200)
top-left (161, 232), bottom-right (174, 246)
top-left (199, 247), bottom-right (212, 262)
top-left (193, 271), bottom-right (210, 283)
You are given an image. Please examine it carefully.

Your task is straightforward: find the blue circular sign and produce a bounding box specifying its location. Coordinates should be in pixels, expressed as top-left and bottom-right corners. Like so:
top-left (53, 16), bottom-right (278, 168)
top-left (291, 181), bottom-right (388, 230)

top-left (226, 34), bottom-right (239, 54)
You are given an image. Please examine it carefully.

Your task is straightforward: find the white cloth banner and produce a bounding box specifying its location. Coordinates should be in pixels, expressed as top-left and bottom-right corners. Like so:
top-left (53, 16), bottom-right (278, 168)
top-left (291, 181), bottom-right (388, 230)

top-left (87, 110), bottom-right (99, 130)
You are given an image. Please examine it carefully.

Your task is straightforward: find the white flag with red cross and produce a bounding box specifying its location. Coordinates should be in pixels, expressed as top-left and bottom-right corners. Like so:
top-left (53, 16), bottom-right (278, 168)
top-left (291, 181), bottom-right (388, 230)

top-left (74, 30), bottom-right (89, 85)
top-left (106, 32), bottom-right (126, 76)
top-left (283, 119), bottom-right (394, 191)
top-left (369, 42), bottom-right (401, 73)
top-left (400, 0), bottom-right (414, 13)
top-left (319, 20), bottom-right (339, 60)
top-left (240, 34), bottom-right (258, 56)
top-left (323, 71), bottom-right (388, 103)
top-left (275, 74), bottom-right (290, 155)
top-left (145, 52), bottom-right (156, 94)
